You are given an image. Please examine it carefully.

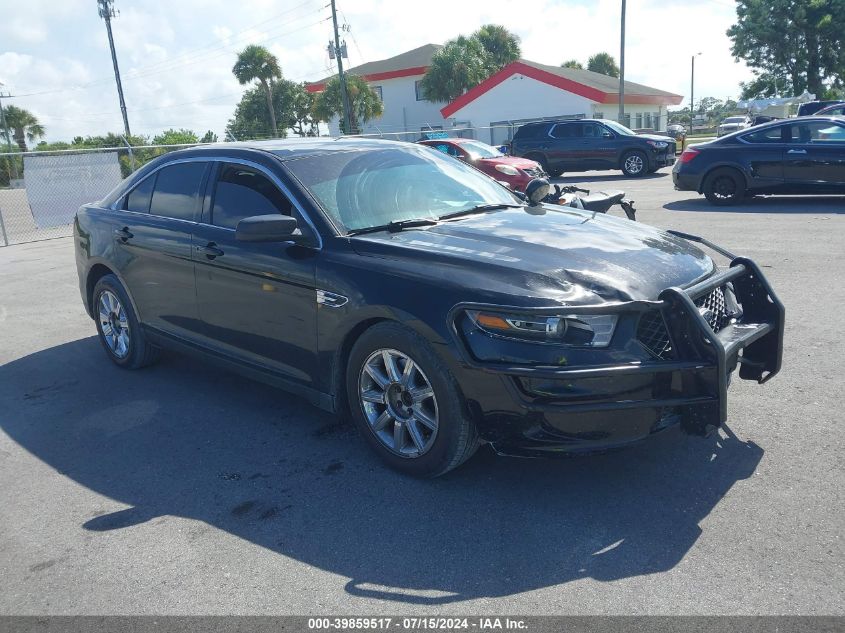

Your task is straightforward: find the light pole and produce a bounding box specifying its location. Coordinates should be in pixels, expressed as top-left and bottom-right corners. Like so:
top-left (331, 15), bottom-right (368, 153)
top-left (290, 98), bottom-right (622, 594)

top-left (618, 0), bottom-right (626, 125)
top-left (689, 52), bottom-right (701, 137)
top-left (98, 0), bottom-right (131, 138)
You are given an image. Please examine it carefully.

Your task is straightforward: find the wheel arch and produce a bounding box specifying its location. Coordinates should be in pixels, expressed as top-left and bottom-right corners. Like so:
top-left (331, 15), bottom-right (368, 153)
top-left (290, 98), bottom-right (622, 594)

top-left (85, 260), bottom-right (141, 322)
top-left (698, 163), bottom-right (749, 194)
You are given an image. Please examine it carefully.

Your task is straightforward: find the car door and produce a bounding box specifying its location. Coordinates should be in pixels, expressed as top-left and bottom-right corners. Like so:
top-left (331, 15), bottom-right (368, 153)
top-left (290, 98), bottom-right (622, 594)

top-left (192, 160), bottom-right (319, 385)
top-left (735, 124), bottom-right (789, 187)
top-left (116, 159), bottom-right (210, 338)
top-left (583, 122), bottom-right (618, 168)
top-left (783, 120), bottom-right (845, 188)
top-left (547, 121), bottom-right (581, 168)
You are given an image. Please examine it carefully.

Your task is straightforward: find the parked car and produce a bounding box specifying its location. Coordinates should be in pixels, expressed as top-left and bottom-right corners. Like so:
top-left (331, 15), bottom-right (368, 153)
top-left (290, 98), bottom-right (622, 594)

top-left (797, 100), bottom-right (845, 116)
top-left (510, 119), bottom-right (676, 177)
top-left (666, 124), bottom-right (687, 141)
top-left (815, 103), bottom-right (845, 117)
top-left (716, 116), bottom-right (751, 137)
top-left (673, 116), bottom-right (845, 205)
top-left (417, 137), bottom-right (546, 191)
top-left (750, 115), bottom-right (778, 126)
top-left (74, 138), bottom-right (784, 477)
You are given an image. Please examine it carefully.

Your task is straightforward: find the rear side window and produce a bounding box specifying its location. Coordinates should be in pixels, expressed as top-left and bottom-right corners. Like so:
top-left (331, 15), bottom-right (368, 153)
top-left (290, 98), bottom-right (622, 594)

top-left (211, 164), bottom-right (292, 230)
top-left (741, 126), bottom-right (785, 144)
top-left (513, 124), bottom-right (547, 140)
top-left (550, 122), bottom-right (582, 138)
top-left (124, 173), bottom-right (156, 213)
top-left (149, 162), bottom-right (208, 221)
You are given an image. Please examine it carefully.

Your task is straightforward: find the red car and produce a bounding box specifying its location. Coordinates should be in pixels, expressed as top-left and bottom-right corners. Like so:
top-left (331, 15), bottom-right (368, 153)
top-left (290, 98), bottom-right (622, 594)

top-left (417, 137), bottom-right (546, 191)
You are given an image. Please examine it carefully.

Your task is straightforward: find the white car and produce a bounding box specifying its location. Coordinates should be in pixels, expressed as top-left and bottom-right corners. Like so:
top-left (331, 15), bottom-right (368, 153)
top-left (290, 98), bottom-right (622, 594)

top-left (717, 116), bottom-right (751, 137)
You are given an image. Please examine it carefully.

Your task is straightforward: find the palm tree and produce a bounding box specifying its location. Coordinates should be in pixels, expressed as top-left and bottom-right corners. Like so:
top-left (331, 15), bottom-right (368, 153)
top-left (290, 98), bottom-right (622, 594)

top-left (561, 59), bottom-right (584, 70)
top-left (232, 45), bottom-right (282, 137)
top-left (1, 105), bottom-right (45, 152)
top-left (587, 52), bottom-right (620, 78)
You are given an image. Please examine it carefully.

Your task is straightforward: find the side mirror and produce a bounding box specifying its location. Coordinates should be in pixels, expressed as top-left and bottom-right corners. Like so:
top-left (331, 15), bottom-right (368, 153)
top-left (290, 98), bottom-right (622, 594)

top-left (524, 178), bottom-right (551, 206)
top-left (236, 215), bottom-right (302, 243)
top-left (602, 131), bottom-right (613, 138)
top-left (497, 145), bottom-right (509, 155)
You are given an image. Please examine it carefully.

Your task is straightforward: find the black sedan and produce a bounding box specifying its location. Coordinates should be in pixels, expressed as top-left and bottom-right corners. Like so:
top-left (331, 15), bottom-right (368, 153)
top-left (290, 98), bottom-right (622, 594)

top-left (74, 139), bottom-right (784, 477)
top-left (673, 116), bottom-right (845, 205)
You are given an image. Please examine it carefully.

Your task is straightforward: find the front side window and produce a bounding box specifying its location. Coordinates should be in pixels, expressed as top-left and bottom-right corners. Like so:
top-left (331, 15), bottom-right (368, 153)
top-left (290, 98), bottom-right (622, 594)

top-left (788, 121), bottom-right (845, 143)
top-left (582, 122), bottom-right (605, 138)
top-left (149, 162), bottom-right (208, 221)
top-left (282, 145), bottom-right (521, 233)
top-left (211, 164), bottom-right (292, 230)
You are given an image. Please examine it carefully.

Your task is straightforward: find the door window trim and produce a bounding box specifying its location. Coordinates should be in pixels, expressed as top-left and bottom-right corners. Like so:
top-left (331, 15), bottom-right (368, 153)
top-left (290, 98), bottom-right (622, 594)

top-left (114, 155), bottom-right (323, 249)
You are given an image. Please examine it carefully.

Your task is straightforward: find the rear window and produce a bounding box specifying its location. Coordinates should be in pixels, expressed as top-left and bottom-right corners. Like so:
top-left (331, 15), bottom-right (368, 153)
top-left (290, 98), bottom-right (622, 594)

top-left (149, 162), bottom-right (208, 222)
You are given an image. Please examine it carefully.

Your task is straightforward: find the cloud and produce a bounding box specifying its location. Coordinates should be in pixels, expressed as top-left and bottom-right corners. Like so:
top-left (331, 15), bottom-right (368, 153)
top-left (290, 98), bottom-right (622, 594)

top-left (1, 0), bottom-right (753, 144)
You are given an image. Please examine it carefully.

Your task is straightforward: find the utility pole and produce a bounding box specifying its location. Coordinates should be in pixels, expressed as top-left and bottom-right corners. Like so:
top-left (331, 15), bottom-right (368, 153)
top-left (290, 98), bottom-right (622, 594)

top-left (690, 53), bottom-right (701, 136)
top-left (98, 0), bottom-right (131, 138)
top-left (618, 0), bottom-right (626, 125)
top-left (329, 0), bottom-right (353, 135)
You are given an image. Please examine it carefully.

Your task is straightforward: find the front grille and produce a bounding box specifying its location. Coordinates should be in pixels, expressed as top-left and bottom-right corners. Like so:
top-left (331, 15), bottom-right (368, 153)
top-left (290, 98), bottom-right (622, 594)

top-left (637, 310), bottom-right (674, 360)
top-left (694, 286), bottom-right (732, 332)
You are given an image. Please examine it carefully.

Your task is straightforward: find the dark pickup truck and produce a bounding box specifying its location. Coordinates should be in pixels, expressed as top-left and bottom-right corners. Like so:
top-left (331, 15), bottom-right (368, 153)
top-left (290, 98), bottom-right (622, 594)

top-left (511, 118), bottom-right (677, 177)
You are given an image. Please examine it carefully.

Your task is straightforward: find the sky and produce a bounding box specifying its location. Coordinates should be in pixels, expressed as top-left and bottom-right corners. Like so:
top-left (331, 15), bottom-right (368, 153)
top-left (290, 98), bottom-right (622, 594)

top-left (0, 0), bottom-right (754, 144)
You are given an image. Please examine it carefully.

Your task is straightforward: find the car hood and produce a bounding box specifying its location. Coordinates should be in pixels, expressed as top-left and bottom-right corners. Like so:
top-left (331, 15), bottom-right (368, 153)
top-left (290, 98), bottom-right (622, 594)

top-left (477, 156), bottom-right (540, 170)
top-left (349, 207), bottom-right (715, 305)
top-left (636, 133), bottom-right (676, 143)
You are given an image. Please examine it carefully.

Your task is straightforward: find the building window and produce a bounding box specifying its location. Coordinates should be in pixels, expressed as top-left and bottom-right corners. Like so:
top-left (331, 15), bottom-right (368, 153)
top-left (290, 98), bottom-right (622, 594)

top-left (415, 80), bottom-right (425, 101)
top-left (635, 113), bottom-right (643, 129)
top-left (372, 85), bottom-right (383, 101)
top-left (594, 112), bottom-right (604, 119)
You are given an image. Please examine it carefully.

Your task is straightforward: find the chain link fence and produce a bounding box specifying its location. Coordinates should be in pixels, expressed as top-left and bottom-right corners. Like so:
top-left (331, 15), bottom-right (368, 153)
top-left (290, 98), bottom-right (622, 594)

top-left (0, 119), bottom-right (675, 247)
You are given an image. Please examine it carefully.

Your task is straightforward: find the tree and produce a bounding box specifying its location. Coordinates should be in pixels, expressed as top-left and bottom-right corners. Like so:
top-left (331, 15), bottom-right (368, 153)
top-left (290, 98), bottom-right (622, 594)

top-left (200, 130), bottom-right (218, 143)
top-left (313, 74), bottom-right (383, 134)
top-left (420, 26), bottom-right (521, 103)
top-left (226, 79), bottom-right (317, 140)
top-left (728, 0), bottom-right (845, 99)
top-left (587, 52), bottom-right (620, 78)
top-left (232, 44), bottom-right (283, 137)
top-left (152, 128), bottom-right (199, 145)
top-left (1, 105), bottom-right (45, 152)
top-left (561, 59), bottom-right (584, 70)
top-left (473, 24), bottom-right (521, 69)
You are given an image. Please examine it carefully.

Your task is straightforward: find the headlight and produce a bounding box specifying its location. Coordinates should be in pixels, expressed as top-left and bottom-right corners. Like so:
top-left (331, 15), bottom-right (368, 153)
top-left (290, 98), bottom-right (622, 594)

top-left (466, 310), bottom-right (617, 347)
top-left (494, 164), bottom-right (520, 176)
top-left (646, 140), bottom-right (668, 149)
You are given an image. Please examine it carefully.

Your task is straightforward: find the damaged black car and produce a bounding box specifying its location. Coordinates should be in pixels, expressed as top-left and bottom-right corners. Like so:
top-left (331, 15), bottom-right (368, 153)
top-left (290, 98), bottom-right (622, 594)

top-left (74, 138), bottom-right (785, 477)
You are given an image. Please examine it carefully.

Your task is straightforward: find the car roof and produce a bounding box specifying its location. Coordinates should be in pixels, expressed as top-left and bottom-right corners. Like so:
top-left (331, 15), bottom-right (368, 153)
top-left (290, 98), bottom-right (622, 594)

top-left (174, 136), bottom-right (414, 161)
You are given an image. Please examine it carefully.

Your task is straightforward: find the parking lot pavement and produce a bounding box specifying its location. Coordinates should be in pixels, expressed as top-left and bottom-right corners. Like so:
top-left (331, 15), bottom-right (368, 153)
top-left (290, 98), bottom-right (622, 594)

top-left (0, 171), bottom-right (843, 615)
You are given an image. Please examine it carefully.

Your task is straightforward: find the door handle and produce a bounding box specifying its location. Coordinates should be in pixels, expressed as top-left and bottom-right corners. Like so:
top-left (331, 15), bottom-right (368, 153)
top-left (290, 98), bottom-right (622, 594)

top-left (113, 227), bottom-right (133, 242)
top-left (196, 242), bottom-right (224, 259)
top-left (787, 149), bottom-right (807, 154)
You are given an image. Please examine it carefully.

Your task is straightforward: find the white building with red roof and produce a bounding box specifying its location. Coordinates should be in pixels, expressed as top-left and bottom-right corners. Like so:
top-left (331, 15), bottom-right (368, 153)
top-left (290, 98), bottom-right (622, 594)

top-left (307, 44), bottom-right (683, 144)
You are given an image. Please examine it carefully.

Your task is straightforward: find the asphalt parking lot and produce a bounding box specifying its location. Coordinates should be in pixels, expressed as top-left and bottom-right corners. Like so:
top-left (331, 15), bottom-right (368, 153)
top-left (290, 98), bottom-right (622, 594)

top-left (0, 170), bottom-right (843, 615)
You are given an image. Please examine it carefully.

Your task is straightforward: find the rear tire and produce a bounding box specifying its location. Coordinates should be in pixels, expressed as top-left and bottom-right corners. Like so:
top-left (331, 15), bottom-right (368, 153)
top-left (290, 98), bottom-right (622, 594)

top-left (703, 167), bottom-right (745, 205)
top-left (346, 322), bottom-right (479, 477)
top-left (92, 274), bottom-right (160, 369)
top-left (621, 150), bottom-right (648, 177)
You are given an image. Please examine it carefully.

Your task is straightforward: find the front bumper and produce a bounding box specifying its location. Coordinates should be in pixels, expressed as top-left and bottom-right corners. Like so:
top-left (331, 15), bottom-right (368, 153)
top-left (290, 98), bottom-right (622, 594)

top-left (449, 240), bottom-right (784, 456)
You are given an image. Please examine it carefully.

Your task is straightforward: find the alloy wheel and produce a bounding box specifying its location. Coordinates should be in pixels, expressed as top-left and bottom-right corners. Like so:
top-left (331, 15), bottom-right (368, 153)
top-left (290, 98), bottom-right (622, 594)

top-left (712, 175), bottom-right (737, 200)
top-left (98, 290), bottom-right (131, 359)
top-left (359, 348), bottom-right (439, 458)
top-left (624, 154), bottom-right (644, 175)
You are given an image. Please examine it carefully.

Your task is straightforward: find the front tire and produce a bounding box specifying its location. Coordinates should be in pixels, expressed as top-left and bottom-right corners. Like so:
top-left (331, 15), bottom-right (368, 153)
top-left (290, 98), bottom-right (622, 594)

top-left (621, 150), bottom-right (648, 177)
top-left (703, 167), bottom-right (745, 205)
top-left (346, 322), bottom-right (479, 477)
top-left (93, 274), bottom-right (159, 369)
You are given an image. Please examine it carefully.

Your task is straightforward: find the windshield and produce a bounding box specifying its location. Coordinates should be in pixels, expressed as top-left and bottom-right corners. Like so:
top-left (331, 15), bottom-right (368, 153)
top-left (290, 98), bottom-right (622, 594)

top-left (456, 140), bottom-right (503, 159)
top-left (282, 145), bottom-right (521, 233)
top-left (602, 120), bottom-right (635, 136)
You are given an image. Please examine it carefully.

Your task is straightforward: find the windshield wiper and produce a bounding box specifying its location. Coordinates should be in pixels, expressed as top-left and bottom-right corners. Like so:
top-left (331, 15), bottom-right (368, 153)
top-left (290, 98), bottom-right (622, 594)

top-left (346, 217), bottom-right (438, 236)
top-left (438, 203), bottom-right (523, 221)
